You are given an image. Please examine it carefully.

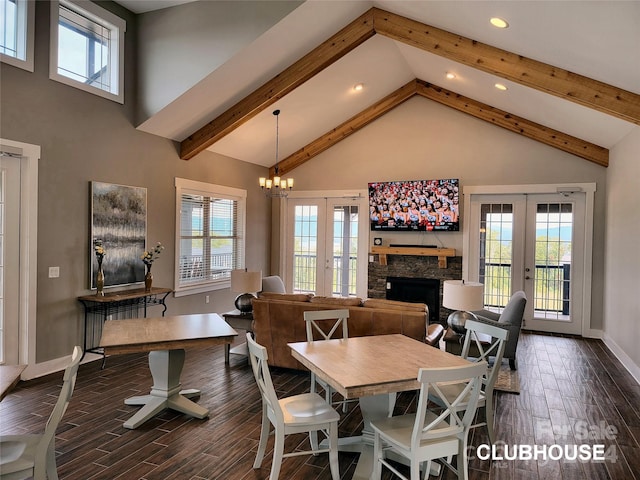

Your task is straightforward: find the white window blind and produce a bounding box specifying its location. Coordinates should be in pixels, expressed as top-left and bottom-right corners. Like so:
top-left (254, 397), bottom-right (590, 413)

top-left (175, 178), bottom-right (246, 296)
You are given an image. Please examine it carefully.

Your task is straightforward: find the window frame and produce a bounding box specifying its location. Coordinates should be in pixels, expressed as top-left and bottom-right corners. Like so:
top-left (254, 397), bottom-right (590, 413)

top-left (0, 0), bottom-right (35, 72)
top-left (49, 0), bottom-right (125, 103)
top-left (174, 178), bottom-right (247, 297)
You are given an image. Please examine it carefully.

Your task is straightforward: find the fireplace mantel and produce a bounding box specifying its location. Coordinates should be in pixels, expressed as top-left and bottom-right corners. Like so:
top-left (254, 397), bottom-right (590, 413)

top-left (371, 246), bottom-right (456, 268)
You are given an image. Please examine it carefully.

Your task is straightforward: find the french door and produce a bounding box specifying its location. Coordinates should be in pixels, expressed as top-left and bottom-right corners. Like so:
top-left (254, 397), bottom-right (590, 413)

top-left (467, 191), bottom-right (589, 335)
top-left (284, 194), bottom-right (368, 298)
top-left (0, 155), bottom-right (21, 364)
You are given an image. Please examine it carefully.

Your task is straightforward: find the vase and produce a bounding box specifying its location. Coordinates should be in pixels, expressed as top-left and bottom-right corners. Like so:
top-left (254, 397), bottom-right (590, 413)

top-left (96, 261), bottom-right (105, 296)
top-left (145, 264), bottom-right (153, 292)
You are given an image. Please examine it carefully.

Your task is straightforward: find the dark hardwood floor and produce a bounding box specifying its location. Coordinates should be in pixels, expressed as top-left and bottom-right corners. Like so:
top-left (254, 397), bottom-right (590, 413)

top-left (2, 332), bottom-right (639, 479)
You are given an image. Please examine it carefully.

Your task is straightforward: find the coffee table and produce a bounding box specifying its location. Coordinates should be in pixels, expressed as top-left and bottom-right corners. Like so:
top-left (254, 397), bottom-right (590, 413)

top-left (100, 313), bottom-right (237, 429)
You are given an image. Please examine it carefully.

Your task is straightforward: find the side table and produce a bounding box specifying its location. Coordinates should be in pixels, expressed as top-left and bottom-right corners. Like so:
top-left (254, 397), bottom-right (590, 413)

top-left (222, 310), bottom-right (254, 364)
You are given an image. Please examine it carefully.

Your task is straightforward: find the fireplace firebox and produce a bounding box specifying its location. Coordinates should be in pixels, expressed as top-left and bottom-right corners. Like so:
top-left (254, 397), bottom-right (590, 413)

top-left (385, 277), bottom-right (440, 325)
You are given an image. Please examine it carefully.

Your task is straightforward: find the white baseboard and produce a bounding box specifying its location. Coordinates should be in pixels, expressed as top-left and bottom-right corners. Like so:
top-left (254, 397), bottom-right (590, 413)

top-left (582, 328), bottom-right (603, 339)
top-left (21, 352), bottom-right (102, 381)
top-left (602, 333), bottom-right (640, 385)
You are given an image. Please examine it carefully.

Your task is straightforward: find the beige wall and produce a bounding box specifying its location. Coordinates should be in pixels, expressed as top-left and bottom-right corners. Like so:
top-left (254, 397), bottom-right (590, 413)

top-left (0, 2), bottom-right (271, 363)
top-left (605, 127), bottom-right (640, 372)
top-left (288, 97), bottom-right (608, 331)
top-left (136, 0), bottom-right (302, 122)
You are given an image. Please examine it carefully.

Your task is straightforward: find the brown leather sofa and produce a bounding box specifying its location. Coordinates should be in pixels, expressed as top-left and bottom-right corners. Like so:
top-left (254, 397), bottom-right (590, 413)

top-left (252, 293), bottom-right (428, 370)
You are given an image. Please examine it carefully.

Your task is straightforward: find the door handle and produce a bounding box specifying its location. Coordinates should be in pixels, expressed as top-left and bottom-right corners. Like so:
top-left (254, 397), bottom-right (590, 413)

top-left (525, 276), bottom-right (531, 280)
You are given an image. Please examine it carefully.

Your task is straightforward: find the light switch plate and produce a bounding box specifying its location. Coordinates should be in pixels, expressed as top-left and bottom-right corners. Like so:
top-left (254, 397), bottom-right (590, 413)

top-left (49, 266), bottom-right (60, 278)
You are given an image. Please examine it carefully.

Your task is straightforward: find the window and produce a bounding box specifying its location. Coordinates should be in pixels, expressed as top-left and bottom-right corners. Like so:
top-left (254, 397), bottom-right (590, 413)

top-left (175, 178), bottom-right (247, 296)
top-left (49, 0), bottom-right (125, 103)
top-left (0, 0), bottom-right (34, 71)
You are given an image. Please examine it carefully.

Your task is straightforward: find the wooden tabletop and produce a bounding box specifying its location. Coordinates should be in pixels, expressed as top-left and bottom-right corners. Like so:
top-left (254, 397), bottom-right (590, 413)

top-left (99, 313), bottom-right (237, 355)
top-left (0, 364), bottom-right (27, 401)
top-left (289, 334), bottom-right (471, 399)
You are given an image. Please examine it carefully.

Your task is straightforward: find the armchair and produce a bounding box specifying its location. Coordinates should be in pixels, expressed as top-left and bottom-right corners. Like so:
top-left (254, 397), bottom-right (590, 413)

top-left (472, 290), bottom-right (526, 370)
top-left (444, 291), bottom-right (526, 370)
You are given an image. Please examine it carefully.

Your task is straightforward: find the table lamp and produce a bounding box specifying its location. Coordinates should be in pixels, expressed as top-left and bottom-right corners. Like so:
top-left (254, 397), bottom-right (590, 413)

top-left (231, 269), bottom-right (262, 314)
top-left (442, 279), bottom-right (484, 334)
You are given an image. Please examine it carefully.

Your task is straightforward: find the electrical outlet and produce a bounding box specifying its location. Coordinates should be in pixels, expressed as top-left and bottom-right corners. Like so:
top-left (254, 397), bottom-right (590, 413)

top-left (49, 266), bottom-right (60, 278)
top-left (205, 295), bottom-right (210, 304)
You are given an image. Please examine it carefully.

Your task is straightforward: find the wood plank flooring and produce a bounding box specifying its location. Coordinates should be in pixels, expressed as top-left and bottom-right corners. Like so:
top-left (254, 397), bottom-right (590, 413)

top-left (1, 332), bottom-right (639, 479)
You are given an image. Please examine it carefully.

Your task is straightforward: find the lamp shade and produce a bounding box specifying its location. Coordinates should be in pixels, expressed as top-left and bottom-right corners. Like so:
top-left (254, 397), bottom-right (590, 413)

top-left (442, 280), bottom-right (484, 311)
top-left (230, 270), bottom-right (262, 293)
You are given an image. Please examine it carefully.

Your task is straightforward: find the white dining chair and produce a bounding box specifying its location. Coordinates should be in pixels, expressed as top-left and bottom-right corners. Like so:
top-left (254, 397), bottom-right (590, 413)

top-left (430, 319), bottom-right (509, 446)
top-left (0, 346), bottom-right (82, 480)
top-left (303, 309), bottom-right (354, 411)
top-left (246, 333), bottom-right (340, 480)
top-left (370, 362), bottom-right (487, 480)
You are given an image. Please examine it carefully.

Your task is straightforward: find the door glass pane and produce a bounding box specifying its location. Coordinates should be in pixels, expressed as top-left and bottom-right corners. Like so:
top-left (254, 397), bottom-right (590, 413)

top-left (479, 203), bottom-right (513, 311)
top-left (534, 202), bottom-right (572, 320)
top-left (332, 205), bottom-right (358, 297)
top-left (293, 205), bottom-right (318, 294)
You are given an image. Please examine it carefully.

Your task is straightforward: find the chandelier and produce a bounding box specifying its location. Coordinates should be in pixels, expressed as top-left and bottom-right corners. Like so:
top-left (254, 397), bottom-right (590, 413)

top-left (259, 109), bottom-right (293, 198)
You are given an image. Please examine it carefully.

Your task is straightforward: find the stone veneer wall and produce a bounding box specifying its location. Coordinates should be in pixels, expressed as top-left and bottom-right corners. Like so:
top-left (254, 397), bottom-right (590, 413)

top-left (368, 255), bottom-right (463, 324)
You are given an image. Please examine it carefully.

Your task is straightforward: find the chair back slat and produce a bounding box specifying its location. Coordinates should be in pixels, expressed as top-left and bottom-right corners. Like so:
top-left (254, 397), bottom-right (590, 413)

top-left (304, 309), bottom-right (349, 342)
top-left (246, 333), bottom-right (284, 424)
top-left (36, 346), bottom-right (83, 469)
top-left (412, 362), bottom-right (487, 447)
top-left (461, 319), bottom-right (509, 391)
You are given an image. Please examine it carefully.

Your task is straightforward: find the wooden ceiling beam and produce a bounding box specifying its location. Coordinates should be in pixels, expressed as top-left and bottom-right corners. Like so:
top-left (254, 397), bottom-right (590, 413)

top-left (271, 80), bottom-right (418, 177)
top-left (277, 78), bottom-right (608, 172)
top-left (372, 8), bottom-right (640, 126)
top-left (179, 10), bottom-right (376, 160)
top-left (414, 80), bottom-right (609, 167)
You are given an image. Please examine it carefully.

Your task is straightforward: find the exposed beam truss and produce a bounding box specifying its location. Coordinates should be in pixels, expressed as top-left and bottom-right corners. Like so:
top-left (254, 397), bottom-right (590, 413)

top-left (181, 7), bottom-right (634, 166)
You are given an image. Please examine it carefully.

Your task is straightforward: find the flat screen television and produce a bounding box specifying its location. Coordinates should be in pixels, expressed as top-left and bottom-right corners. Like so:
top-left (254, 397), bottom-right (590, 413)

top-left (368, 179), bottom-right (460, 232)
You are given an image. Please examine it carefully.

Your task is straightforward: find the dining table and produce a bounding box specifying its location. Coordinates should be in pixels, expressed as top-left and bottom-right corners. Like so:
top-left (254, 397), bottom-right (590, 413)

top-left (99, 313), bottom-right (237, 429)
top-left (288, 333), bottom-right (472, 479)
top-left (0, 364), bottom-right (27, 401)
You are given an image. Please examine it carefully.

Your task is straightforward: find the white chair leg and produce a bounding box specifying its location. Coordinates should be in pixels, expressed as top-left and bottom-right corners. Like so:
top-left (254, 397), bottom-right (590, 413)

top-left (457, 437), bottom-right (470, 480)
top-left (253, 407), bottom-right (270, 468)
top-left (422, 460), bottom-right (432, 480)
top-left (411, 457), bottom-right (421, 480)
top-left (372, 432), bottom-right (382, 480)
top-left (309, 430), bottom-right (320, 453)
top-left (485, 395), bottom-right (495, 445)
top-left (328, 423), bottom-right (340, 480)
top-left (270, 430), bottom-right (285, 480)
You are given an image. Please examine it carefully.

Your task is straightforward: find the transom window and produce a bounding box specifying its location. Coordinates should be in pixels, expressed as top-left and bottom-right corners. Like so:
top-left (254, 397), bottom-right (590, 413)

top-left (49, 0), bottom-right (125, 103)
top-left (175, 178), bottom-right (247, 296)
top-left (0, 0), bottom-right (34, 71)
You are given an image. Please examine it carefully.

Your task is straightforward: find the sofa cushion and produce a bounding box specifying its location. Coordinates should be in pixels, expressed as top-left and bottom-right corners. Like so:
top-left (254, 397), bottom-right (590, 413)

top-left (309, 296), bottom-right (363, 307)
top-left (258, 292), bottom-right (312, 302)
top-left (362, 298), bottom-right (427, 312)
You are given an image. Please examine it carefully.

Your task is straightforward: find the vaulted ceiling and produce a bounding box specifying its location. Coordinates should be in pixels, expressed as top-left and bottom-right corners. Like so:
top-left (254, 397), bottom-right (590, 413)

top-left (129, 1), bottom-right (640, 173)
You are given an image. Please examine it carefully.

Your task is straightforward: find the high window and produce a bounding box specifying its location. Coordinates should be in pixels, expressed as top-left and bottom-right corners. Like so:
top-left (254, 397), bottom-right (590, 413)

top-left (175, 178), bottom-right (247, 296)
top-left (0, 0), bottom-right (34, 71)
top-left (49, 0), bottom-right (125, 103)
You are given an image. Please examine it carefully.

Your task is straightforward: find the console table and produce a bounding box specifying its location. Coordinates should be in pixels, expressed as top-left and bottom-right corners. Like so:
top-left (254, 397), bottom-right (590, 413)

top-left (78, 287), bottom-right (172, 361)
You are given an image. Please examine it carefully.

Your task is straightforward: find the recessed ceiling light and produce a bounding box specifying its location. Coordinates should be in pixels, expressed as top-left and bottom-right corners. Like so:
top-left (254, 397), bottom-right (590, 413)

top-left (446, 72), bottom-right (456, 80)
top-left (494, 83), bottom-right (508, 91)
top-left (490, 17), bottom-right (509, 28)
top-left (353, 83), bottom-right (364, 92)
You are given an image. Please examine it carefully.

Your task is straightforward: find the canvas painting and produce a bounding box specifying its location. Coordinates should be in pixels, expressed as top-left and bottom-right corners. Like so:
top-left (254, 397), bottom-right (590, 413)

top-left (91, 182), bottom-right (147, 289)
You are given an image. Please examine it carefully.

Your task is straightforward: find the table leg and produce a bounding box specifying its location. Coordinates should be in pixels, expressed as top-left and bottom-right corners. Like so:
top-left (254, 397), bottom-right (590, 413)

top-left (122, 349), bottom-right (208, 429)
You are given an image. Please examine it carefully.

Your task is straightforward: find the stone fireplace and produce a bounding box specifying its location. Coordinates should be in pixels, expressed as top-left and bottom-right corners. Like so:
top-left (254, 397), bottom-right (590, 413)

top-left (368, 253), bottom-right (462, 325)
